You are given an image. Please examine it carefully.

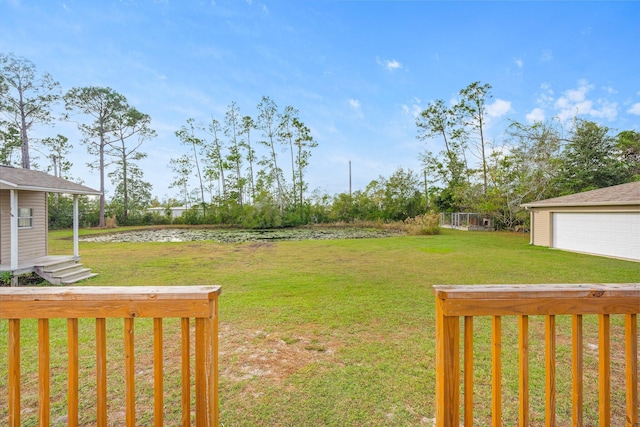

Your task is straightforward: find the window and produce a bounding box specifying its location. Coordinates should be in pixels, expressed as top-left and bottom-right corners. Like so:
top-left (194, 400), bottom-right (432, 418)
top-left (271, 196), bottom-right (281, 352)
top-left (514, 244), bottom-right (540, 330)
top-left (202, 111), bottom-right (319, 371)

top-left (18, 208), bottom-right (33, 228)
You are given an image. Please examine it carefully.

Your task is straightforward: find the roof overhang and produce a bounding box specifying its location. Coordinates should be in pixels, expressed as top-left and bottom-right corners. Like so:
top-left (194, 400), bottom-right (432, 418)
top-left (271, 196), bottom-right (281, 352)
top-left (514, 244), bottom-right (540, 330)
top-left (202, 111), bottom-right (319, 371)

top-left (522, 201), bottom-right (640, 209)
top-left (0, 181), bottom-right (102, 196)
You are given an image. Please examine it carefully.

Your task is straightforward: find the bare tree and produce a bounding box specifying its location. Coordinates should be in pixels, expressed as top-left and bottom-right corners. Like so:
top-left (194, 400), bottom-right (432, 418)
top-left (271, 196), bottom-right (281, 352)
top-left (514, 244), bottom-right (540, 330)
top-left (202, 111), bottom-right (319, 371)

top-left (175, 118), bottom-right (206, 205)
top-left (106, 107), bottom-right (156, 220)
top-left (257, 96), bottom-right (285, 212)
top-left (0, 53), bottom-right (61, 169)
top-left (64, 86), bottom-right (127, 227)
top-left (239, 115), bottom-right (257, 203)
top-left (458, 81), bottom-right (492, 194)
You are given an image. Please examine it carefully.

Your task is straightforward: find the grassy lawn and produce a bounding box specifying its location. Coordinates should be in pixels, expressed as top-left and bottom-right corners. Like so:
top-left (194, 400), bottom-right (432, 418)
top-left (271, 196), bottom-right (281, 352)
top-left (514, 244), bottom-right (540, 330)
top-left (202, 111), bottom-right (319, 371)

top-left (1, 228), bottom-right (638, 426)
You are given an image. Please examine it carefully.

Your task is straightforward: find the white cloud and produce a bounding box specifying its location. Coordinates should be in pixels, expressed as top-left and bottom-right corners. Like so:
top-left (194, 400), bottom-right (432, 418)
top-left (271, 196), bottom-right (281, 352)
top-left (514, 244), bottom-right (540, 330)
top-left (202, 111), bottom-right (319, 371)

top-left (349, 99), bottom-right (360, 109)
top-left (526, 107), bottom-right (545, 123)
top-left (486, 99), bottom-right (512, 119)
top-left (628, 103), bottom-right (640, 115)
top-left (554, 81), bottom-right (594, 121)
top-left (563, 80), bottom-right (593, 103)
top-left (377, 57), bottom-right (403, 71)
top-left (543, 80), bottom-right (619, 122)
top-left (401, 98), bottom-right (423, 119)
top-left (540, 49), bottom-right (553, 63)
top-left (590, 100), bottom-right (618, 121)
top-left (514, 58), bottom-right (523, 68)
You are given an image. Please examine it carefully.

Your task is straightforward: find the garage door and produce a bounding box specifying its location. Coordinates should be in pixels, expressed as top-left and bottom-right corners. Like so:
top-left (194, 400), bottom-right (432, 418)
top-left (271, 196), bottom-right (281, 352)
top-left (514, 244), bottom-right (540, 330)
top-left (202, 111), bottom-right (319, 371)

top-left (552, 212), bottom-right (640, 261)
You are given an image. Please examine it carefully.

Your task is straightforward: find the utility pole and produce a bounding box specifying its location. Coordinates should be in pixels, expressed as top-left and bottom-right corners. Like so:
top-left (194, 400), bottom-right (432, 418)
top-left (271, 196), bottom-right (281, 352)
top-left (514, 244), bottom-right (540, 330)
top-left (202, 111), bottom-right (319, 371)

top-left (423, 169), bottom-right (428, 211)
top-left (349, 160), bottom-right (352, 198)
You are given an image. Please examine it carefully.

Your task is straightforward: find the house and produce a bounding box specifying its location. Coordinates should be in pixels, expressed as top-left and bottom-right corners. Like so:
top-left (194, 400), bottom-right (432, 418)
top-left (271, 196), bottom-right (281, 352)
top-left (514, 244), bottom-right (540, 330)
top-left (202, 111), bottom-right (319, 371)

top-left (147, 205), bottom-right (193, 219)
top-left (0, 165), bottom-right (102, 285)
top-left (522, 181), bottom-right (640, 261)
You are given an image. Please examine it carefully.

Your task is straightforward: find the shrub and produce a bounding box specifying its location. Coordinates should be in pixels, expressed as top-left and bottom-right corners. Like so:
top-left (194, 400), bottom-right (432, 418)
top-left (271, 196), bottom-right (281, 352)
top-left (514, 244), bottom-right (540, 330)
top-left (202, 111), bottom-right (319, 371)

top-left (403, 213), bottom-right (440, 235)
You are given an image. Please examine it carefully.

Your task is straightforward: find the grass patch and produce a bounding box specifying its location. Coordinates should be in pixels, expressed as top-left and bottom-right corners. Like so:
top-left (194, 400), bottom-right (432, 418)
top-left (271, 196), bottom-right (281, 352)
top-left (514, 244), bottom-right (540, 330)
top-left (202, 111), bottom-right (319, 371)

top-left (1, 228), bottom-right (638, 425)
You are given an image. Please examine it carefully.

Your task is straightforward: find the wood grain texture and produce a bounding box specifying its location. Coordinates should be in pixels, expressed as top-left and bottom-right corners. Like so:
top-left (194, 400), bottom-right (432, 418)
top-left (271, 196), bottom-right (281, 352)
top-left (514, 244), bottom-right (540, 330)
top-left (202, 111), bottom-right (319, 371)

top-left (545, 315), bottom-right (556, 427)
top-left (435, 298), bottom-right (460, 427)
top-left (8, 319), bottom-right (20, 427)
top-left (154, 318), bottom-right (164, 427)
top-left (572, 315), bottom-right (583, 427)
top-left (518, 315), bottom-right (529, 427)
top-left (599, 314), bottom-right (610, 427)
top-left (492, 316), bottom-right (501, 427)
top-left (38, 318), bottom-right (50, 426)
top-left (626, 314), bottom-right (638, 427)
top-left (67, 318), bottom-right (79, 427)
top-left (125, 318), bottom-right (135, 427)
top-left (464, 316), bottom-right (474, 427)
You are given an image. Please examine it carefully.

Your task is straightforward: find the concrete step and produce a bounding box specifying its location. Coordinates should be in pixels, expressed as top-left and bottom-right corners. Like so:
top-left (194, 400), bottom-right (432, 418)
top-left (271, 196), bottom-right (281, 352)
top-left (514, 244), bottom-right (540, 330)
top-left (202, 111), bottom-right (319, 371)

top-left (35, 259), bottom-right (98, 285)
top-left (60, 271), bottom-right (99, 284)
top-left (45, 262), bottom-right (86, 276)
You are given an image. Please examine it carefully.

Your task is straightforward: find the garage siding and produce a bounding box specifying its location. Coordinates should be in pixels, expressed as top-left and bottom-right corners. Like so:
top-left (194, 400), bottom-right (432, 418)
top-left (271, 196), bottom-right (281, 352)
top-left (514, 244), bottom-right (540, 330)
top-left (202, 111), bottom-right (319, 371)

top-left (552, 212), bottom-right (640, 261)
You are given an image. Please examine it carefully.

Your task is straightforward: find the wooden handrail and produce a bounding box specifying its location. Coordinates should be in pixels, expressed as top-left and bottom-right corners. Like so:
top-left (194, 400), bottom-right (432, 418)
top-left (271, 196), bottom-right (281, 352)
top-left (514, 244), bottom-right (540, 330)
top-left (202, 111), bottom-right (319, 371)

top-left (434, 284), bottom-right (639, 427)
top-left (1, 286), bottom-right (221, 427)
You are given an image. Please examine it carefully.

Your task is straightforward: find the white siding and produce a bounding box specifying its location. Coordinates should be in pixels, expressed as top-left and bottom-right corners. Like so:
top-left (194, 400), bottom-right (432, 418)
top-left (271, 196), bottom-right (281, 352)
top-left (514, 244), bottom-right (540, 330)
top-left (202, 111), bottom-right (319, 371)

top-left (552, 212), bottom-right (640, 261)
top-left (0, 190), bottom-right (48, 264)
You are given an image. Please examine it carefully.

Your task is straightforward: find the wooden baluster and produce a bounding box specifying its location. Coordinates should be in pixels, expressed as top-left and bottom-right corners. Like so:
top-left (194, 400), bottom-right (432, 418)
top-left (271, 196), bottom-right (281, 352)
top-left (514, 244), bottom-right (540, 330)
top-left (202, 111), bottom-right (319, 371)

top-left (599, 314), bottom-right (610, 427)
top-left (626, 313), bottom-right (638, 427)
top-left (464, 316), bottom-right (473, 427)
top-left (210, 300), bottom-right (219, 427)
top-left (68, 318), bottom-right (79, 427)
top-left (8, 318), bottom-right (20, 427)
top-left (96, 318), bottom-right (107, 427)
top-left (195, 318), bottom-right (207, 427)
top-left (492, 316), bottom-right (501, 427)
top-left (545, 315), bottom-right (555, 427)
top-left (124, 317), bottom-right (135, 427)
top-left (572, 314), bottom-right (583, 426)
top-left (435, 297), bottom-right (460, 427)
top-left (181, 317), bottom-right (191, 427)
top-left (154, 318), bottom-right (164, 427)
top-left (38, 318), bottom-right (50, 426)
top-left (518, 315), bottom-right (529, 427)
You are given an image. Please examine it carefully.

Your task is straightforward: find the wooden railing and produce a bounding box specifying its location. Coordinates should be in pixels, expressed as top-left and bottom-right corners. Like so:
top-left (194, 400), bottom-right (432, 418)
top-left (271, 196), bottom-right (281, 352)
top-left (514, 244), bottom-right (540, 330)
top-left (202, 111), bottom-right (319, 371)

top-left (0, 286), bottom-right (221, 427)
top-left (434, 284), bottom-right (639, 427)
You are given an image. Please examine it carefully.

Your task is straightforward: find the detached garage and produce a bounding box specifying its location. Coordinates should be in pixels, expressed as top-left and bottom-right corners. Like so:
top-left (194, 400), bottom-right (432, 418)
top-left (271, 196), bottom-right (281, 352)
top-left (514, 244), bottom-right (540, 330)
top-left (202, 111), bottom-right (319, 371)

top-left (522, 182), bottom-right (640, 261)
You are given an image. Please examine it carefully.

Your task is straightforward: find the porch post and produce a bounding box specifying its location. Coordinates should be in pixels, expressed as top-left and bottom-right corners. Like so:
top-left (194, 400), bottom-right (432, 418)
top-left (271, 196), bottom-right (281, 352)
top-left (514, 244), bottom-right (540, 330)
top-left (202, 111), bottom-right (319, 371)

top-left (10, 189), bottom-right (18, 272)
top-left (9, 190), bottom-right (19, 286)
top-left (73, 195), bottom-right (79, 258)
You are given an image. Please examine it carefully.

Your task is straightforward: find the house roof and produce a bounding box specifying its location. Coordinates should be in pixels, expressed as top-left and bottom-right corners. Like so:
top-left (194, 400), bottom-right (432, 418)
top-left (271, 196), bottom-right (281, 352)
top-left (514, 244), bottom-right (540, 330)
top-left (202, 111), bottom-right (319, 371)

top-left (0, 165), bottom-right (101, 195)
top-left (522, 181), bottom-right (640, 208)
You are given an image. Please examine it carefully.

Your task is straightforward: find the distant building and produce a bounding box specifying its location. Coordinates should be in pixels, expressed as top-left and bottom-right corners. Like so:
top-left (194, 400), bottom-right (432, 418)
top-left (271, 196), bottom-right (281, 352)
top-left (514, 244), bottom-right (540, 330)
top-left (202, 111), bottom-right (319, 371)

top-left (522, 182), bottom-right (640, 261)
top-left (148, 205), bottom-right (196, 219)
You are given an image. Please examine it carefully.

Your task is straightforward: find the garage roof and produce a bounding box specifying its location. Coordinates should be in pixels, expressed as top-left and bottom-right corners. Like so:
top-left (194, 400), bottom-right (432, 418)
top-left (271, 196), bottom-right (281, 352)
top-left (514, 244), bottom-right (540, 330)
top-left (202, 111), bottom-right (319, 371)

top-left (522, 182), bottom-right (640, 208)
top-left (0, 165), bottom-right (101, 195)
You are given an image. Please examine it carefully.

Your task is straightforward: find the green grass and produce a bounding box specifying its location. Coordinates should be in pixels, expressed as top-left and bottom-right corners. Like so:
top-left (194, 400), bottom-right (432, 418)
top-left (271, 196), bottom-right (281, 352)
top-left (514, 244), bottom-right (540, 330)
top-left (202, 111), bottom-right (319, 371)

top-left (1, 228), bottom-right (638, 426)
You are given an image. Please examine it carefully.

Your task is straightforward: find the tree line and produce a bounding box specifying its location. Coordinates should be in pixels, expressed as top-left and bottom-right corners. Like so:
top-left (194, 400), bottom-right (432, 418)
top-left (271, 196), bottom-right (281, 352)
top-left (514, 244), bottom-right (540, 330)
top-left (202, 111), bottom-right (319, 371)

top-left (1, 52), bottom-right (638, 230)
top-left (417, 82), bottom-right (639, 229)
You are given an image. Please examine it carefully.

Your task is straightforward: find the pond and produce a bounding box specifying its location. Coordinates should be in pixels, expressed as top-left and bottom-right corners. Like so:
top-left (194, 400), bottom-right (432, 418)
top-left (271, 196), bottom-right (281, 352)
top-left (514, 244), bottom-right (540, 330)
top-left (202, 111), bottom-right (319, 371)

top-left (80, 227), bottom-right (403, 243)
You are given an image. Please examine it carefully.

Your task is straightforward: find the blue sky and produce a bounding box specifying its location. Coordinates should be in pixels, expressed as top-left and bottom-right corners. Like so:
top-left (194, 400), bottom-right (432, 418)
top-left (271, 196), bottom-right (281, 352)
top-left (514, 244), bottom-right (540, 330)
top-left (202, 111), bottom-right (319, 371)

top-left (1, 0), bottom-right (639, 201)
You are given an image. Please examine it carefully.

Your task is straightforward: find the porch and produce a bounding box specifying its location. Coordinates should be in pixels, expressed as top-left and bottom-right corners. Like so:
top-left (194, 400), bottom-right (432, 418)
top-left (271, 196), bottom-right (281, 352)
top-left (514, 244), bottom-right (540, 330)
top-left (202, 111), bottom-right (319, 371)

top-left (0, 255), bottom-right (97, 284)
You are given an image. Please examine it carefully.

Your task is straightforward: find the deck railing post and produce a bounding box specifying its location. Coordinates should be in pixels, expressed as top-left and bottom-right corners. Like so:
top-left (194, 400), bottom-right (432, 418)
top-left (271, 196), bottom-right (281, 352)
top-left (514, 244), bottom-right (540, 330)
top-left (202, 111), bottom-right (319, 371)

top-left (435, 293), bottom-right (460, 427)
top-left (0, 286), bottom-right (221, 426)
top-left (433, 284), bottom-right (639, 426)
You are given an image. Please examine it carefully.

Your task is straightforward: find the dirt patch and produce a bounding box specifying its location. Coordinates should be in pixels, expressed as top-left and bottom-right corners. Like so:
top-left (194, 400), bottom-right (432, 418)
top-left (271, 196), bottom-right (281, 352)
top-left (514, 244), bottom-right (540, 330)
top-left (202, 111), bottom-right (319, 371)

top-left (219, 322), bottom-right (340, 390)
